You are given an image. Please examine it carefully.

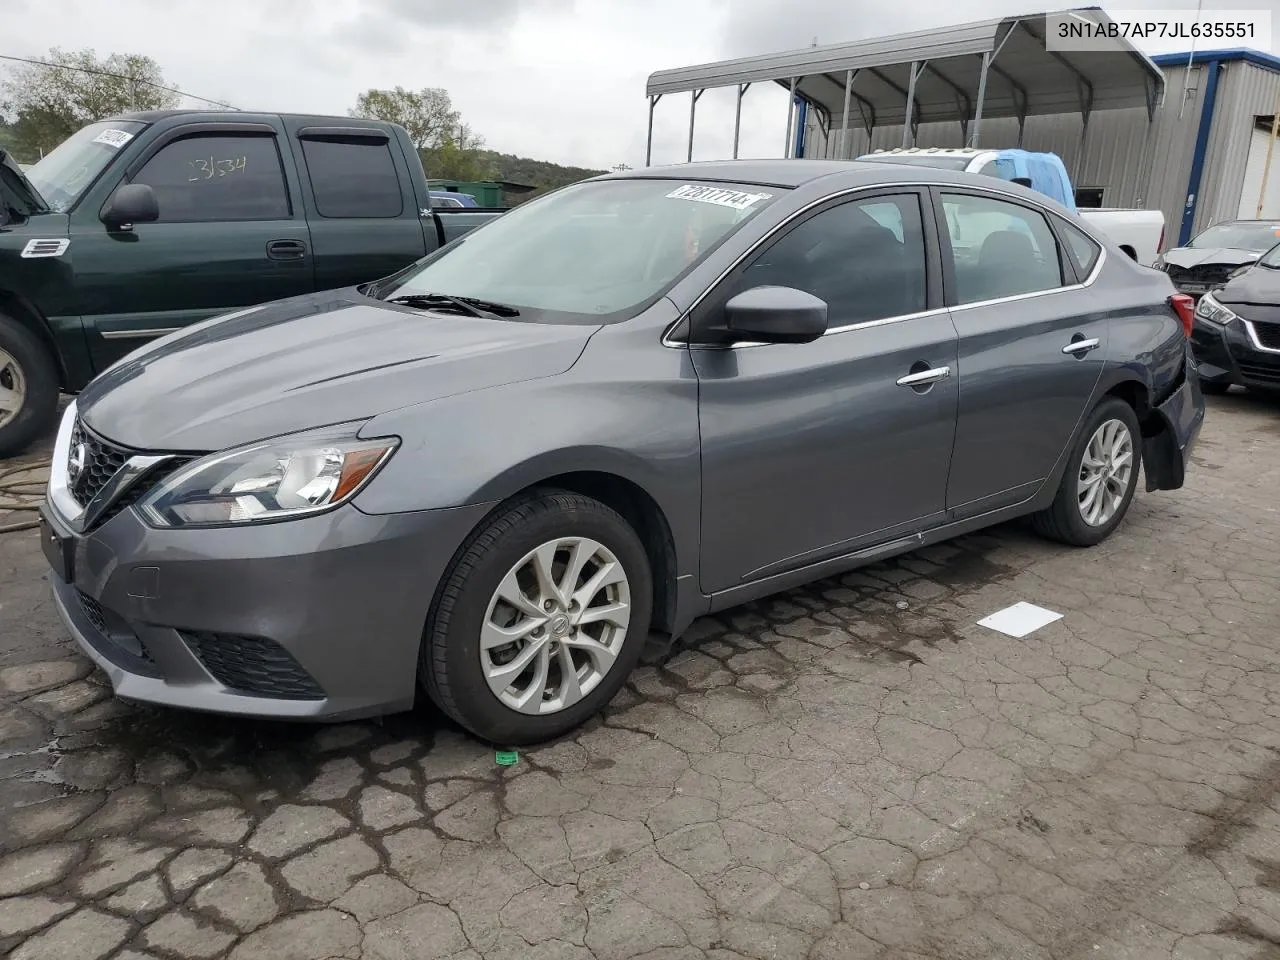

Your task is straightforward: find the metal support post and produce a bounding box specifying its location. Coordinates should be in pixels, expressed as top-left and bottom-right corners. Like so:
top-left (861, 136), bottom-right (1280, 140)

top-left (646, 95), bottom-right (660, 166)
top-left (784, 77), bottom-right (798, 157)
top-left (687, 89), bottom-right (703, 162)
top-left (902, 62), bottom-right (919, 148)
top-left (733, 83), bottom-right (750, 158)
top-left (971, 52), bottom-right (990, 147)
top-left (840, 70), bottom-right (855, 159)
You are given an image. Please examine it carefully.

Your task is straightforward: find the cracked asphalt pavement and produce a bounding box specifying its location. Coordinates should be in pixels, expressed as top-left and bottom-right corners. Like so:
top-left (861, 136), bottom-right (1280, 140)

top-left (3, 394), bottom-right (1280, 960)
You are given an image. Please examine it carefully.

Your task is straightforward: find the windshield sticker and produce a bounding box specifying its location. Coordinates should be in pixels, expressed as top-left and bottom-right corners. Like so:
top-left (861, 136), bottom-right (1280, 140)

top-left (92, 128), bottom-right (135, 149)
top-left (666, 184), bottom-right (772, 210)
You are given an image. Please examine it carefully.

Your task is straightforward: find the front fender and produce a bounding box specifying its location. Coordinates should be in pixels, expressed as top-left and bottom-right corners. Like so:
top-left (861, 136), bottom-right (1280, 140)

top-left (352, 315), bottom-right (701, 577)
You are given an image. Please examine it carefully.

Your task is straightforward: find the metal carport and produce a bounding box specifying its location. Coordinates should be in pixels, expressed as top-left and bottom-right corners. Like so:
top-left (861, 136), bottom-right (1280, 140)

top-left (643, 6), bottom-right (1165, 165)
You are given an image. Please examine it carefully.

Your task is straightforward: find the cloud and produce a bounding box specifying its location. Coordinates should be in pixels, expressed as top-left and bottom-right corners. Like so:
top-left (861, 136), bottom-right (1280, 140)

top-left (5, 0), bottom-right (1276, 171)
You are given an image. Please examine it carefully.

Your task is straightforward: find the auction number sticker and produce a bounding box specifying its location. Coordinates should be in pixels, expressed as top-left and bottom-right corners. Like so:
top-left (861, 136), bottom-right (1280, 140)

top-left (666, 184), bottom-right (772, 209)
top-left (92, 128), bottom-right (135, 149)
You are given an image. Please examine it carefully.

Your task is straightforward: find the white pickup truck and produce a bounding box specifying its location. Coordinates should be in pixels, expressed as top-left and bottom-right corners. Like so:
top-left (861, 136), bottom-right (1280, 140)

top-left (856, 148), bottom-right (1166, 266)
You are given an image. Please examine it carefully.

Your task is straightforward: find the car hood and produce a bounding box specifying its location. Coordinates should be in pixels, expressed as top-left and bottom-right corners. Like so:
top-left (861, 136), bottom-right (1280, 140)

top-left (78, 289), bottom-right (599, 452)
top-left (1162, 246), bottom-right (1263, 269)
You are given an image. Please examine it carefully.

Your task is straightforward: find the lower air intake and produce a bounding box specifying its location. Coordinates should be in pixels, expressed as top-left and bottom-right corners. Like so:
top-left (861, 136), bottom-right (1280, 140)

top-left (181, 631), bottom-right (325, 700)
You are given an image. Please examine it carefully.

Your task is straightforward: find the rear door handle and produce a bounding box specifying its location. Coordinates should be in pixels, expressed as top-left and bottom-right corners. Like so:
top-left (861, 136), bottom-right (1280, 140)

top-left (1062, 337), bottom-right (1100, 356)
top-left (266, 239), bottom-right (307, 261)
top-left (896, 366), bottom-right (951, 387)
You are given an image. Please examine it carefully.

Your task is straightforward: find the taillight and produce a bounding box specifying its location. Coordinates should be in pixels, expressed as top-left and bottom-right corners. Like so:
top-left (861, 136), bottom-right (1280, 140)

top-left (1169, 293), bottom-right (1195, 337)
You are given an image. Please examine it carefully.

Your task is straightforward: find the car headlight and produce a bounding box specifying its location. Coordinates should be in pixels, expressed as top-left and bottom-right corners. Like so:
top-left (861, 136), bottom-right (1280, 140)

top-left (1194, 292), bottom-right (1237, 327)
top-left (137, 425), bottom-right (399, 528)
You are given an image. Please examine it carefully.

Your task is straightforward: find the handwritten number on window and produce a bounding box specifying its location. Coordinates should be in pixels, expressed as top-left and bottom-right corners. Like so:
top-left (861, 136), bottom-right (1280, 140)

top-left (188, 156), bottom-right (247, 182)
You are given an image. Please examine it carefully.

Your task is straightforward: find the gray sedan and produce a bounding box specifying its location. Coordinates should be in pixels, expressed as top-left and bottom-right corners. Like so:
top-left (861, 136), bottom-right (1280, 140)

top-left (38, 160), bottom-right (1205, 744)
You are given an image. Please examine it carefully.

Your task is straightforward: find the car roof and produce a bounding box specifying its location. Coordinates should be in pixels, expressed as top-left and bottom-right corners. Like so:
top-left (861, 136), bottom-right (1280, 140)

top-left (601, 158), bottom-right (1013, 191)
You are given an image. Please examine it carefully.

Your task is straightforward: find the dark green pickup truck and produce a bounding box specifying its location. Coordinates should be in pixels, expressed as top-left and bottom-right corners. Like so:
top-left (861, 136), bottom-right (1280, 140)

top-left (0, 110), bottom-right (505, 455)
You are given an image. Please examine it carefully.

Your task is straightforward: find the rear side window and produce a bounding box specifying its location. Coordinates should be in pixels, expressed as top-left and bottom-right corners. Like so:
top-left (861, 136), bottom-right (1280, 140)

top-left (131, 134), bottom-right (290, 222)
top-left (301, 138), bottom-right (404, 218)
top-left (940, 192), bottom-right (1064, 303)
top-left (1058, 219), bottom-right (1102, 278)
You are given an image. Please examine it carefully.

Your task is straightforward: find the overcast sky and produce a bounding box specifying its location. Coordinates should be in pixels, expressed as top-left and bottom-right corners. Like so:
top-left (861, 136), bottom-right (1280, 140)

top-left (7, 0), bottom-right (1278, 170)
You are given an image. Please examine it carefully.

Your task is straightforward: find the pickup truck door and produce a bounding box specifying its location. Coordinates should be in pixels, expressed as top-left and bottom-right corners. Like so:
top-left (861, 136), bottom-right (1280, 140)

top-left (692, 189), bottom-right (959, 595)
top-left (70, 120), bottom-right (315, 372)
top-left (281, 121), bottom-right (432, 292)
top-left (936, 187), bottom-right (1109, 518)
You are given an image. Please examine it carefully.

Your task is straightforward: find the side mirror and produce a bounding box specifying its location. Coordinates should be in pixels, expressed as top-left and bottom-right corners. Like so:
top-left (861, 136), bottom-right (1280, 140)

top-left (101, 183), bottom-right (159, 229)
top-left (722, 285), bottom-right (827, 344)
top-left (1011, 176), bottom-right (1033, 188)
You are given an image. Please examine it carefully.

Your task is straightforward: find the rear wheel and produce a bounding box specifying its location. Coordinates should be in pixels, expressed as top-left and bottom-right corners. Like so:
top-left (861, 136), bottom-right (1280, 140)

top-left (421, 490), bottom-right (653, 745)
top-left (0, 314), bottom-right (59, 459)
top-left (1032, 397), bottom-right (1142, 547)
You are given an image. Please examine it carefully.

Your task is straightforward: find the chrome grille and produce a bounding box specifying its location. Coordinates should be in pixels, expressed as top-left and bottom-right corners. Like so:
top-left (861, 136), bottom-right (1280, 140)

top-left (68, 419), bottom-right (130, 506)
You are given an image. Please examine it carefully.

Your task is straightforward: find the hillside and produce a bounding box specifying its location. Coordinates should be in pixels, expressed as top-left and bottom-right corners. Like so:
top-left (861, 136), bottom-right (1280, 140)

top-left (481, 150), bottom-right (607, 198)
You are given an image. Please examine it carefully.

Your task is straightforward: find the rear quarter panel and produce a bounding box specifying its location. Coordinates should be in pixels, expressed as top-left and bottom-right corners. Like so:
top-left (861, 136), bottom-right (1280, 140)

top-left (1095, 252), bottom-right (1187, 404)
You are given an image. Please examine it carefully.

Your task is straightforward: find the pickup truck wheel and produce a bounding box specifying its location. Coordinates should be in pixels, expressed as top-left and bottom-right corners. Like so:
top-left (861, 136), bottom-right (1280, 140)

top-left (0, 314), bottom-right (59, 459)
top-left (1032, 398), bottom-right (1142, 547)
top-left (421, 490), bottom-right (653, 745)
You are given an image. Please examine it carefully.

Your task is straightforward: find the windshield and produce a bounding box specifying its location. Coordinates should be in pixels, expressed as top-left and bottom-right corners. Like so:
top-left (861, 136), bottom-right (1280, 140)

top-left (1189, 221), bottom-right (1280, 251)
top-left (1258, 242), bottom-right (1280, 268)
top-left (859, 154), bottom-right (974, 171)
top-left (25, 120), bottom-right (144, 213)
top-left (376, 178), bottom-right (784, 319)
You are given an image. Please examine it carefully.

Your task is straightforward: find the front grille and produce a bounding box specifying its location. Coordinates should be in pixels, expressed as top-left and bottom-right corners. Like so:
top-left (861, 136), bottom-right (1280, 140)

top-left (69, 419), bottom-right (129, 506)
top-left (1237, 361), bottom-right (1280, 384)
top-left (1252, 322), bottom-right (1280, 351)
top-left (181, 632), bottom-right (325, 700)
top-left (1164, 263), bottom-right (1237, 286)
top-left (67, 419), bottom-right (192, 527)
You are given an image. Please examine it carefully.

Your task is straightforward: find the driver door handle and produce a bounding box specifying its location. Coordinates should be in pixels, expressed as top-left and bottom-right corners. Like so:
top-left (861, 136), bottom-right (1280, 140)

top-left (896, 366), bottom-right (951, 387)
top-left (1062, 337), bottom-right (1100, 355)
top-left (266, 239), bottom-right (308, 261)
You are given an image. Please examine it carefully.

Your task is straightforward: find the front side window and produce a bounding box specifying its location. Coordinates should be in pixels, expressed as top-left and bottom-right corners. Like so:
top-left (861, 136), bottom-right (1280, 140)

top-left (941, 192), bottom-right (1064, 303)
top-left (26, 119), bottom-right (145, 212)
top-left (301, 138), bottom-right (403, 219)
top-left (132, 134), bottom-right (290, 222)
top-left (376, 178), bottom-right (783, 319)
top-left (725, 193), bottom-right (929, 325)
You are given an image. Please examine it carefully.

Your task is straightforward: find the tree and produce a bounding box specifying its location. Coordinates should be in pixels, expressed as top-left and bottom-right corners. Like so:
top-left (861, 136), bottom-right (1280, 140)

top-left (0, 48), bottom-right (180, 156)
top-left (349, 86), bottom-right (463, 152)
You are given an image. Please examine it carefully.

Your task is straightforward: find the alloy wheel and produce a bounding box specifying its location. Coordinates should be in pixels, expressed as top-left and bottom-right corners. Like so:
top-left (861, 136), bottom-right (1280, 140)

top-left (480, 537), bottom-right (631, 715)
top-left (1077, 418), bottom-right (1134, 527)
top-left (0, 348), bottom-right (26, 430)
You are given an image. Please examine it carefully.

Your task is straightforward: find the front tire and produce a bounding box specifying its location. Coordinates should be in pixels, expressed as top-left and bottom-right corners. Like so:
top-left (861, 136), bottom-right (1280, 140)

top-left (1032, 398), bottom-right (1142, 547)
top-left (422, 490), bottom-right (653, 745)
top-left (0, 314), bottom-right (59, 459)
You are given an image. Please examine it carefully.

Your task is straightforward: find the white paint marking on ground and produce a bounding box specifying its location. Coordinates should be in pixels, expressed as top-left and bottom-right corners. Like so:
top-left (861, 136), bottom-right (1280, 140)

top-left (977, 601), bottom-right (1064, 639)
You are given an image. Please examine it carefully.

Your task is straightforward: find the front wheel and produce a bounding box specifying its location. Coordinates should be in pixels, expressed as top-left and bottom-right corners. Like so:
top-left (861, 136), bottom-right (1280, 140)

top-left (421, 490), bottom-right (653, 745)
top-left (0, 314), bottom-right (59, 459)
top-left (1032, 398), bottom-right (1143, 547)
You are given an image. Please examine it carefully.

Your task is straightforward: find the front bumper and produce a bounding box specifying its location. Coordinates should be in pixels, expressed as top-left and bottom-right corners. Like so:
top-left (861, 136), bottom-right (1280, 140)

top-left (1190, 317), bottom-right (1280, 390)
top-left (39, 498), bottom-right (493, 721)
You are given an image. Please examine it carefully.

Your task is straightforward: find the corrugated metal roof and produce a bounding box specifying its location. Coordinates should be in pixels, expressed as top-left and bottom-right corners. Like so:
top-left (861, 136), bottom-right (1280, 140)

top-left (646, 7), bottom-right (1165, 129)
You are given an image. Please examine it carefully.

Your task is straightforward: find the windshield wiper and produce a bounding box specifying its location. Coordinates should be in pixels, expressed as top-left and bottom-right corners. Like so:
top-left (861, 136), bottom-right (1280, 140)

top-left (386, 293), bottom-right (520, 318)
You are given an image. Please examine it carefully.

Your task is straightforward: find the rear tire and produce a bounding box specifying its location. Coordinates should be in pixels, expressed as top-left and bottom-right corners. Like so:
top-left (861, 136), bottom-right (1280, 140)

top-left (1032, 397), bottom-right (1142, 547)
top-left (421, 489), bottom-right (653, 745)
top-left (0, 313), bottom-right (59, 459)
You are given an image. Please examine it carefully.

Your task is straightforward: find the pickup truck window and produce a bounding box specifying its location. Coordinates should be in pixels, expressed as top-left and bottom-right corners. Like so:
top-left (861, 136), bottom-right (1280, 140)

top-left (301, 139), bottom-right (403, 218)
top-left (132, 134), bottom-right (290, 222)
top-left (941, 193), bottom-right (1064, 303)
top-left (25, 119), bottom-right (145, 213)
top-left (376, 178), bottom-right (783, 319)
top-left (732, 194), bottom-right (928, 325)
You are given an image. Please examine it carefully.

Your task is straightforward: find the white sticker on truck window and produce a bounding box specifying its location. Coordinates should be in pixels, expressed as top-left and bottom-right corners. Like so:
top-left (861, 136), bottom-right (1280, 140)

top-left (666, 184), bottom-right (772, 209)
top-left (92, 128), bottom-right (135, 149)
